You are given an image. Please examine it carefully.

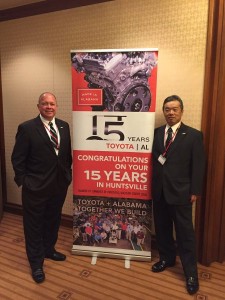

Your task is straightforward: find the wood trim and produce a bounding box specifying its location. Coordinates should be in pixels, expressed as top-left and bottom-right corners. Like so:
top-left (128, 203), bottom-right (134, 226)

top-left (196, 0), bottom-right (225, 265)
top-left (0, 59), bottom-right (7, 208)
top-left (4, 202), bottom-right (23, 216)
top-left (217, 0), bottom-right (225, 262)
top-left (0, 0), bottom-right (114, 22)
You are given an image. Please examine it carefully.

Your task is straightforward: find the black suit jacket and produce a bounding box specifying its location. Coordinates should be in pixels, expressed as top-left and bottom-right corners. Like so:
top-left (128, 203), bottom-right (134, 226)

top-left (152, 123), bottom-right (205, 205)
top-left (11, 115), bottom-right (72, 193)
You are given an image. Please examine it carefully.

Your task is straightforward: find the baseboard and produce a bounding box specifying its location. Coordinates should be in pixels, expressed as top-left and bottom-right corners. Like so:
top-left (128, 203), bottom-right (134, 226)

top-left (4, 202), bottom-right (73, 227)
top-left (3, 202), bottom-right (156, 249)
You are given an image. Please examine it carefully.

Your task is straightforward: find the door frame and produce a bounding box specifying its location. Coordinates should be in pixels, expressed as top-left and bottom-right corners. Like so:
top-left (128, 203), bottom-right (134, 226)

top-left (195, 0), bottom-right (225, 265)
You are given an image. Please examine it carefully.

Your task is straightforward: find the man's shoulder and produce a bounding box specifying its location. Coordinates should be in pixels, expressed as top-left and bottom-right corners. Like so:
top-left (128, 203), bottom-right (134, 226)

top-left (55, 118), bottom-right (69, 125)
top-left (154, 125), bottom-right (165, 134)
top-left (181, 123), bottom-right (203, 136)
top-left (19, 116), bottom-right (40, 128)
top-left (55, 118), bottom-right (69, 126)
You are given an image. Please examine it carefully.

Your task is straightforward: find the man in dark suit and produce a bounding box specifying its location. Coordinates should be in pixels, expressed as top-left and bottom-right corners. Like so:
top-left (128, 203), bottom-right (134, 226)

top-left (11, 92), bottom-right (72, 283)
top-left (151, 95), bottom-right (205, 295)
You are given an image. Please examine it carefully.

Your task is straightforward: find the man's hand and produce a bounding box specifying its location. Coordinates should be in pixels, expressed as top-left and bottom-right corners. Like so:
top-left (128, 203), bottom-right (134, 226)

top-left (190, 195), bottom-right (198, 203)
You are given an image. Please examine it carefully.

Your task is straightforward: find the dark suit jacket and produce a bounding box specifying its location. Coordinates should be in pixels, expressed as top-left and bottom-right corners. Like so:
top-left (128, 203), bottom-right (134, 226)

top-left (152, 123), bottom-right (205, 205)
top-left (11, 115), bottom-right (72, 193)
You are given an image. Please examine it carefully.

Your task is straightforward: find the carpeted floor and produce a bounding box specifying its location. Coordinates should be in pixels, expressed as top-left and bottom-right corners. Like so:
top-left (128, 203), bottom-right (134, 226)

top-left (0, 212), bottom-right (224, 299)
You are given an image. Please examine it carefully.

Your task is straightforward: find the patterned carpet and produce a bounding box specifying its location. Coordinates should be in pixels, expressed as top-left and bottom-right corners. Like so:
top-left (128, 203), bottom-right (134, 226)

top-left (0, 212), bottom-right (224, 299)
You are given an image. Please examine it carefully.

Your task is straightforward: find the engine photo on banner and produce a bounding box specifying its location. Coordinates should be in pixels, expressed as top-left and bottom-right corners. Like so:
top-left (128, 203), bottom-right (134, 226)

top-left (71, 50), bottom-right (157, 112)
top-left (71, 49), bottom-right (158, 261)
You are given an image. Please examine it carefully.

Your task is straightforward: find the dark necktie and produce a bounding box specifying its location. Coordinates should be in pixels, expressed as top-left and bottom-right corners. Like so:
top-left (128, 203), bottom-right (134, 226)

top-left (49, 122), bottom-right (59, 149)
top-left (165, 127), bottom-right (173, 148)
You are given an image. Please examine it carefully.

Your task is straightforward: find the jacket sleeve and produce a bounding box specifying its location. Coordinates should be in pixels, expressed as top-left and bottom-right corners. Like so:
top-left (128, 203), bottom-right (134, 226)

top-left (66, 123), bottom-right (72, 169)
top-left (11, 124), bottom-right (30, 187)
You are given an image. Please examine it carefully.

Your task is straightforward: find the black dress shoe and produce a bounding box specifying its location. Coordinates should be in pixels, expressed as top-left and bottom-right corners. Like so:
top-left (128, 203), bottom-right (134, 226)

top-left (45, 251), bottom-right (66, 261)
top-left (32, 268), bottom-right (45, 283)
top-left (152, 260), bottom-right (175, 272)
top-left (186, 277), bottom-right (199, 295)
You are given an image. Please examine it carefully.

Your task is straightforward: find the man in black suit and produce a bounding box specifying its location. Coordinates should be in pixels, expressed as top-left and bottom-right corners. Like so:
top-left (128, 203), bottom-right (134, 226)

top-left (151, 95), bottom-right (205, 295)
top-left (11, 92), bottom-right (72, 283)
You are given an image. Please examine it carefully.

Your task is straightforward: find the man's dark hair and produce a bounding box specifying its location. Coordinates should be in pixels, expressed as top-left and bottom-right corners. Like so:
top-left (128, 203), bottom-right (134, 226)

top-left (162, 95), bottom-right (184, 111)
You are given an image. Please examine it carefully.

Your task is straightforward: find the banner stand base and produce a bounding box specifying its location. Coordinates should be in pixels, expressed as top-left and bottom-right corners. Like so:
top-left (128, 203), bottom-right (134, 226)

top-left (91, 254), bottom-right (98, 265)
top-left (90, 254), bottom-right (131, 268)
top-left (125, 257), bottom-right (130, 269)
top-left (72, 246), bottom-right (151, 269)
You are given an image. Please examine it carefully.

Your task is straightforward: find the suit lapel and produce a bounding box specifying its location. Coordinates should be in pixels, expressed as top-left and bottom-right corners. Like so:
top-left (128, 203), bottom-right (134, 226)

top-left (35, 116), bottom-right (56, 153)
top-left (55, 119), bottom-right (65, 155)
top-left (158, 125), bottom-right (166, 153)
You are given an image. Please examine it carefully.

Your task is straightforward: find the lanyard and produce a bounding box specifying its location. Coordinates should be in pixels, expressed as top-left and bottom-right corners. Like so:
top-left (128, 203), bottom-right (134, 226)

top-left (162, 127), bottom-right (179, 157)
top-left (43, 123), bottom-right (58, 138)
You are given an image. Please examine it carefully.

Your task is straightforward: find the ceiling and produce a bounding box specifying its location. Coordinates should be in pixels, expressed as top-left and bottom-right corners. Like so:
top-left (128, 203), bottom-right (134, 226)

top-left (0, 0), bottom-right (45, 10)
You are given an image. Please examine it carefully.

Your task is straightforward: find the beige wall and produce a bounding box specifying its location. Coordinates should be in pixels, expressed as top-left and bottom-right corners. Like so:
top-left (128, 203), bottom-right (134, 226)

top-left (0, 0), bottom-right (209, 215)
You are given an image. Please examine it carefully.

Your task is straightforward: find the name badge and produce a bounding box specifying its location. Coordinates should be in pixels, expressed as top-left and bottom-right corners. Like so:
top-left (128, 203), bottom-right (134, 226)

top-left (158, 154), bottom-right (166, 165)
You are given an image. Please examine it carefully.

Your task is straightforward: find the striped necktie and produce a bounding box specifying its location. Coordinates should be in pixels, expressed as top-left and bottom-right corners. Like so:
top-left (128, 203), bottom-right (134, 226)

top-left (49, 121), bottom-right (59, 149)
top-left (165, 127), bottom-right (173, 148)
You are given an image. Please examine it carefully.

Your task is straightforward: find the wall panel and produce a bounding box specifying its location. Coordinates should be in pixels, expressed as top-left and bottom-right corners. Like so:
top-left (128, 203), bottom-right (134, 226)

top-left (0, 0), bottom-right (209, 215)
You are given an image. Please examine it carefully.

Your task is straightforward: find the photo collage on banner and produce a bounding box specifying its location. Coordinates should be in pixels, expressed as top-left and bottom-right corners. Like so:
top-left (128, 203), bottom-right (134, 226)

top-left (71, 49), bottom-right (158, 260)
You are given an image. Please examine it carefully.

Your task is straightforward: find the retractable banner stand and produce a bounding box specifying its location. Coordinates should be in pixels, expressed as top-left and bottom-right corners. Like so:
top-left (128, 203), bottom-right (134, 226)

top-left (71, 49), bottom-right (158, 264)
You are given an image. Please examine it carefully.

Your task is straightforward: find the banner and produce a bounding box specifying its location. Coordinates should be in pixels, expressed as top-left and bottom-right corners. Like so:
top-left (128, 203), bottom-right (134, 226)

top-left (71, 49), bottom-right (158, 260)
